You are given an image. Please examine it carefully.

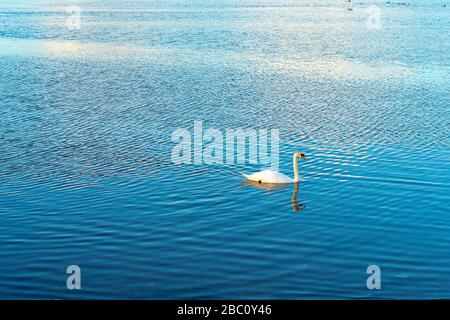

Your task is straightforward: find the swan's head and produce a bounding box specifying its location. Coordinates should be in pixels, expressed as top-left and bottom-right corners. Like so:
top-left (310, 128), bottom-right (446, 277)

top-left (295, 152), bottom-right (306, 160)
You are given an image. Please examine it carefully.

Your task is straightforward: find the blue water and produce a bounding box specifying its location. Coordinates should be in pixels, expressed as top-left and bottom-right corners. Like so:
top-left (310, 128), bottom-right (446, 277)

top-left (0, 0), bottom-right (449, 299)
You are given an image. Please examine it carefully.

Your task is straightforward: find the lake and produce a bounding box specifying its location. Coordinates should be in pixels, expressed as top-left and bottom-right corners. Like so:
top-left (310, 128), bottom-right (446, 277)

top-left (0, 0), bottom-right (449, 299)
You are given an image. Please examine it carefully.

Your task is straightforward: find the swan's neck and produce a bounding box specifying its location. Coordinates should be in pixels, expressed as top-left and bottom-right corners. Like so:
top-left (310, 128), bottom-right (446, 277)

top-left (293, 154), bottom-right (300, 182)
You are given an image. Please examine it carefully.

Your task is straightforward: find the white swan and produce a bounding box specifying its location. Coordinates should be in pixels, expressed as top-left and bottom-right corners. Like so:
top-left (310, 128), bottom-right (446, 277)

top-left (241, 152), bottom-right (306, 184)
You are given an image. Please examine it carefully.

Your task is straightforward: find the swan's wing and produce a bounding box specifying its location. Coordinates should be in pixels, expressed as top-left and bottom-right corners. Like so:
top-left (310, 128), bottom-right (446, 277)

top-left (242, 172), bottom-right (272, 181)
top-left (241, 171), bottom-right (269, 182)
top-left (263, 170), bottom-right (293, 183)
top-left (241, 170), bottom-right (293, 184)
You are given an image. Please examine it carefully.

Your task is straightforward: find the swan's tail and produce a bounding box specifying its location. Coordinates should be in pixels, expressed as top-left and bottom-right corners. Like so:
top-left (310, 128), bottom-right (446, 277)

top-left (240, 172), bottom-right (251, 180)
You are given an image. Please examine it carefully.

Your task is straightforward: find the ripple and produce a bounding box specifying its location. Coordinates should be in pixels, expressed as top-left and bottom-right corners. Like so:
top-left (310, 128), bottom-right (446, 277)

top-left (0, 0), bottom-right (449, 299)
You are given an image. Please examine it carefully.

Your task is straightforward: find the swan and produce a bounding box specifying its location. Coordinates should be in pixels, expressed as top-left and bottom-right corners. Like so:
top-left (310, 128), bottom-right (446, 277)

top-left (241, 152), bottom-right (306, 184)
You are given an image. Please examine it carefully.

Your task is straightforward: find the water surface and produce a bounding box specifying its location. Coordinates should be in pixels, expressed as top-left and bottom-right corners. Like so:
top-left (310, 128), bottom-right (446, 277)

top-left (0, 0), bottom-right (449, 299)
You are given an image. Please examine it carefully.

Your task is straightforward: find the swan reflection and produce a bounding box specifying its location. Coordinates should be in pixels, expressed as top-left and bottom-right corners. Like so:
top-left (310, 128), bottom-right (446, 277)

top-left (241, 181), bottom-right (306, 212)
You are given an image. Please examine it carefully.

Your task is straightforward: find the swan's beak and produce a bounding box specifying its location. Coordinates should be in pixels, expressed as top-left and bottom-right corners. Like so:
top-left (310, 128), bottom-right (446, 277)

top-left (300, 153), bottom-right (306, 160)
